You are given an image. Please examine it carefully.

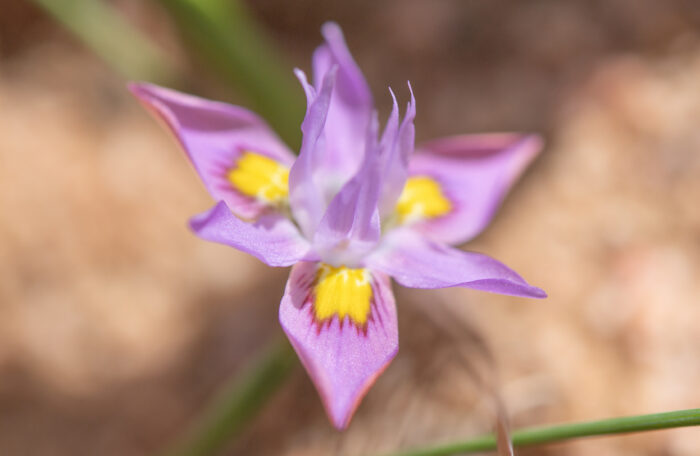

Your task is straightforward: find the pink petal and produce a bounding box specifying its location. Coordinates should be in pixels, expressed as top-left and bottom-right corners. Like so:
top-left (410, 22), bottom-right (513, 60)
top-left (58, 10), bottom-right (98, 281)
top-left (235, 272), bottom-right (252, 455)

top-left (288, 68), bottom-right (336, 238)
top-left (408, 134), bottom-right (542, 245)
top-left (279, 261), bottom-right (398, 429)
top-left (378, 84), bottom-right (416, 216)
top-left (313, 113), bottom-right (381, 265)
top-left (368, 229), bottom-right (546, 299)
top-left (309, 22), bottom-right (374, 187)
top-left (190, 201), bottom-right (310, 267)
top-left (129, 83), bottom-right (295, 220)
top-left (312, 86), bottom-right (415, 266)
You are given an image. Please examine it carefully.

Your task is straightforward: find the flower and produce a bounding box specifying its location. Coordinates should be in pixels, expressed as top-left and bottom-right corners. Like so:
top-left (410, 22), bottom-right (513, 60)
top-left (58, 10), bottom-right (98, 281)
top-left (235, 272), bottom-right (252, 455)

top-left (129, 22), bottom-right (545, 430)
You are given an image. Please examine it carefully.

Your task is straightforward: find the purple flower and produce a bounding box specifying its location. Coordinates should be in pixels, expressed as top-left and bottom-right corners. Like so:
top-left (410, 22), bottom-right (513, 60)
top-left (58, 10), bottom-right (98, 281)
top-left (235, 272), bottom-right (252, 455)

top-left (129, 22), bottom-right (545, 430)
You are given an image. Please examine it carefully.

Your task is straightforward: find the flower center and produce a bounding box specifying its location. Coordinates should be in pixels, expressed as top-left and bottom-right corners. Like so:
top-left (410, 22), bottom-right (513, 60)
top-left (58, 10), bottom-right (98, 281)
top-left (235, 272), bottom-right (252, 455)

top-left (395, 176), bottom-right (451, 223)
top-left (313, 264), bottom-right (372, 325)
top-left (228, 151), bottom-right (289, 203)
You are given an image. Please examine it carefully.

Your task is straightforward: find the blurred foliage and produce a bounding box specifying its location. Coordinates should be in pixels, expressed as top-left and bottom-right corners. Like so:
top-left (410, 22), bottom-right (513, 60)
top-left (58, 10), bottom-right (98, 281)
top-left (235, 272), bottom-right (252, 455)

top-left (31, 0), bottom-right (179, 84)
top-left (32, 0), bottom-right (304, 148)
top-left (164, 340), bottom-right (297, 456)
top-left (155, 0), bottom-right (304, 148)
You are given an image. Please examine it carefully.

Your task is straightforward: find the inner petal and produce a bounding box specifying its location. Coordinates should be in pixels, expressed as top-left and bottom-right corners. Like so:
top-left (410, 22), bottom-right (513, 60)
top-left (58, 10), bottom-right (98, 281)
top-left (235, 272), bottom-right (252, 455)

top-left (228, 151), bottom-right (290, 204)
top-left (395, 176), bottom-right (451, 223)
top-left (314, 264), bottom-right (372, 326)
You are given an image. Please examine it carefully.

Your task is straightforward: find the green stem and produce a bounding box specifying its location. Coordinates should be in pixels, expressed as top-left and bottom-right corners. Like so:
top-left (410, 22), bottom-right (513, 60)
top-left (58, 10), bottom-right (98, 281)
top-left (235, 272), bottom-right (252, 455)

top-left (31, 0), bottom-right (178, 84)
top-left (384, 408), bottom-right (700, 456)
top-left (164, 339), bottom-right (297, 456)
top-left (156, 0), bottom-right (304, 149)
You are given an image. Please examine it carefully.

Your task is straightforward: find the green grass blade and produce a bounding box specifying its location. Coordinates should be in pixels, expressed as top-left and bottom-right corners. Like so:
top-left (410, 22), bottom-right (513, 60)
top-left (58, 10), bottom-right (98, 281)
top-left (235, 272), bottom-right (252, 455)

top-left (384, 408), bottom-right (700, 456)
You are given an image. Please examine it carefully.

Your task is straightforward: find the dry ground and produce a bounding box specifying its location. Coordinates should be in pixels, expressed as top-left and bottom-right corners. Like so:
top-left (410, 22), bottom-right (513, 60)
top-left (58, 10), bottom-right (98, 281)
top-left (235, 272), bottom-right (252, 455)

top-left (1, 1), bottom-right (699, 455)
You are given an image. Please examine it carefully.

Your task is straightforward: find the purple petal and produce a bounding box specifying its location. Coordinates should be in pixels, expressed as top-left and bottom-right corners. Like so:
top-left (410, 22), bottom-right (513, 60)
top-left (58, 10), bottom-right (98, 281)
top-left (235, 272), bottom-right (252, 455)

top-left (279, 261), bottom-right (398, 429)
top-left (310, 22), bottom-right (374, 189)
top-left (368, 229), bottom-right (546, 298)
top-left (288, 68), bottom-right (336, 238)
top-left (129, 83), bottom-right (295, 219)
top-left (189, 201), bottom-right (310, 267)
top-left (408, 134), bottom-right (543, 245)
top-left (378, 84), bottom-right (416, 216)
top-left (313, 113), bottom-right (382, 265)
top-left (379, 89), bottom-right (400, 156)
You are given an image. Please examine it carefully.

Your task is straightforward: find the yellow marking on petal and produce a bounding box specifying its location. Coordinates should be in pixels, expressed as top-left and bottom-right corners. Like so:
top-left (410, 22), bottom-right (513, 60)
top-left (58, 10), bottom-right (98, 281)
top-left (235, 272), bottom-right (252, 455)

top-left (396, 176), bottom-right (451, 223)
top-left (228, 151), bottom-right (289, 203)
top-left (314, 264), bottom-right (372, 325)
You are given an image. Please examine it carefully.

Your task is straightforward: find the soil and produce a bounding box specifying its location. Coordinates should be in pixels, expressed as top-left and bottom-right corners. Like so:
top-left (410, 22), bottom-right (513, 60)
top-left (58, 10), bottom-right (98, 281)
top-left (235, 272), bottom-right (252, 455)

top-left (1, 1), bottom-right (699, 455)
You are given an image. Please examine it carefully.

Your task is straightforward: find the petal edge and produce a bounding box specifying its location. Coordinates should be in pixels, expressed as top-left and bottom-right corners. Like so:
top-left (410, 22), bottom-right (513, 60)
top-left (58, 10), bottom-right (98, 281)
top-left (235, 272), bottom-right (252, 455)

top-left (279, 261), bottom-right (398, 429)
top-left (408, 134), bottom-right (543, 245)
top-left (368, 229), bottom-right (546, 299)
top-left (190, 201), bottom-right (310, 267)
top-left (129, 82), bottom-right (295, 219)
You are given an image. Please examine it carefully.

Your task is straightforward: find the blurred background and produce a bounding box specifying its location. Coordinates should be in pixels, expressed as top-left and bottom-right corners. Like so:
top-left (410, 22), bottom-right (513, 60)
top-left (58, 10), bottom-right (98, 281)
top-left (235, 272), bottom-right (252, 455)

top-left (1, 1), bottom-right (700, 455)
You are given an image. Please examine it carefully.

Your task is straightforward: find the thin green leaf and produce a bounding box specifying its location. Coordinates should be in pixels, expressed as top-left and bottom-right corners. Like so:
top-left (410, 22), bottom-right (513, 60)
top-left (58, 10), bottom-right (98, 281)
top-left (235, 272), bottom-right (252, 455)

top-left (382, 408), bottom-right (700, 456)
top-left (156, 0), bottom-right (304, 149)
top-left (163, 339), bottom-right (297, 456)
top-left (31, 0), bottom-right (178, 84)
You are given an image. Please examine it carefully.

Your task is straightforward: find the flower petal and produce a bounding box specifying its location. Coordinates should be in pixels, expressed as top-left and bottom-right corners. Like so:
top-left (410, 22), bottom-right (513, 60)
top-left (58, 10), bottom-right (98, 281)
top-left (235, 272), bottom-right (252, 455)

top-left (378, 84), bottom-right (416, 216)
top-left (310, 22), bottom-right (374, 190)
top-left (312, 113), bottom-right (382, 265)
top-left (406, 134), bottom-right (542, 244)
top-left (288, 67), bottom-right (336, 238)
top-left (368, 229), bottom-right (546, 298)
top-left (189, 201), bottom-right (311, 267)
top-left (129, 83), bottom-right (295, 219)
top-left (279, 261), bottom-right (398, 429)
